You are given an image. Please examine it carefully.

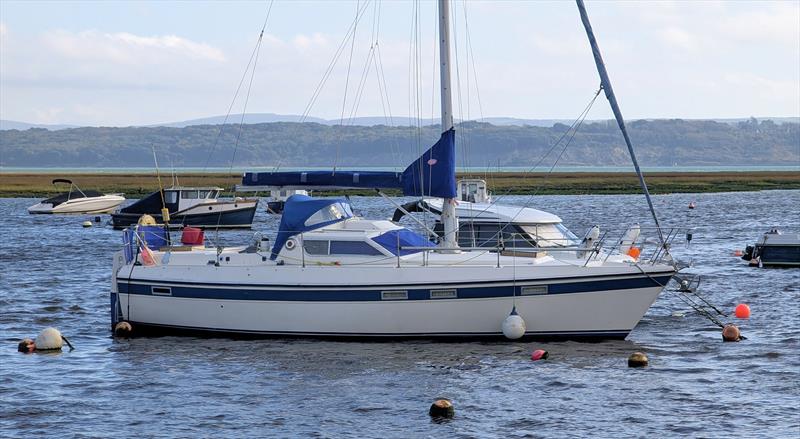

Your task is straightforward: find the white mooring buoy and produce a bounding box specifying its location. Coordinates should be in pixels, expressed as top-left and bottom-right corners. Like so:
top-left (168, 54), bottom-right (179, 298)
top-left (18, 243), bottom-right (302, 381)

top-left (35, 327), bottom-right (64, 350)
top-left (502, 306), bottom-right (526, 340)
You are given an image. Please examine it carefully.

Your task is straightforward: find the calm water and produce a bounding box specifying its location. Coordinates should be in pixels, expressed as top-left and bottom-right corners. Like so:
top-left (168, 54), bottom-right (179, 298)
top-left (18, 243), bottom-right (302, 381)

top-left (1, 191), bottom-right (798, 438)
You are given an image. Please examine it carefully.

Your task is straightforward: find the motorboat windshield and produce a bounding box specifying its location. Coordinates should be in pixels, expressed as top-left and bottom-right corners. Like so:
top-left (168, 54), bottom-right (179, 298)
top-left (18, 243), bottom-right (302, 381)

top-left (520, 223), bottom-right (581, 248)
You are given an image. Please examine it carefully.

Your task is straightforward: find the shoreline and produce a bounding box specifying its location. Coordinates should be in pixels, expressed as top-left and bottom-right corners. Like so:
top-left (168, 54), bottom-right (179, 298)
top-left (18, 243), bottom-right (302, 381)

top-left (2, 171), bottom-right (799, 198)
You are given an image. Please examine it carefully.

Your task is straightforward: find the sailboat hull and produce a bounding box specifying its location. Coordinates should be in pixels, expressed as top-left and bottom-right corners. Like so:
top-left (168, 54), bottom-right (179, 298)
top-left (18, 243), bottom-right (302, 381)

top-left (112, 259), bottom-right (673, 340)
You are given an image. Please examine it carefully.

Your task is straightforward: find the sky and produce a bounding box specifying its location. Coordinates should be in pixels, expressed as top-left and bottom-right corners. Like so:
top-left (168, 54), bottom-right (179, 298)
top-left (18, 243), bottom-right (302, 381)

top-left (1, 0), bottom-right (798, 127)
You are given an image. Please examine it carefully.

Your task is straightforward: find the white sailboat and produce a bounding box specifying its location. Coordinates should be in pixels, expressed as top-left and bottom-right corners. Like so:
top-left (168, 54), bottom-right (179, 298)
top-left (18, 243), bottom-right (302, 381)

top-left (110, 0), bottom-right (677, 340)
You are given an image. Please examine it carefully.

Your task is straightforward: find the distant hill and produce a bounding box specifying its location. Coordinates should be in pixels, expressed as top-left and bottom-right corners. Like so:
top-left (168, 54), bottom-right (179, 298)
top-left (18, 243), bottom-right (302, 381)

top-left (0, 119), bottom-right (79, 131)
top-left (1, 118), bottom-right (797, 168)
top-left (3, 114), bottom-right (798, 130)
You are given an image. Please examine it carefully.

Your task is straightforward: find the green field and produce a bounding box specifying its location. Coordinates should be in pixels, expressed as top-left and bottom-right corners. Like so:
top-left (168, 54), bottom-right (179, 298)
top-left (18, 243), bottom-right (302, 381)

top-left (2, 171), bottom-right (798, 198)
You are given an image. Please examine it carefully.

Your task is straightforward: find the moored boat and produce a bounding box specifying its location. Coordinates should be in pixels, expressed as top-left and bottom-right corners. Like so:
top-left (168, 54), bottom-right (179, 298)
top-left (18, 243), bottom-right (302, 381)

top-left (110, 186), bottom-right (258, 230)
top-left (28, 179), bottom-right (125, 214)
top-left (742, 228), bottom-right (800, 267)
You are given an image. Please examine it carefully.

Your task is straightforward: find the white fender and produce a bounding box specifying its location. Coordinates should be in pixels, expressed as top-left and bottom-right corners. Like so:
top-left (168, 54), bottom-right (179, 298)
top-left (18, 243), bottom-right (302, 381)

top-left (619, 224), bottom-right (640, 254)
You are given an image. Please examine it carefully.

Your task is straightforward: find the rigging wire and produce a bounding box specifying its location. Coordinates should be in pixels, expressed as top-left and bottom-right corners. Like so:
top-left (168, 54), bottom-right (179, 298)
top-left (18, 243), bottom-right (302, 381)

top-left (334, 0), bottom-right (361, 174)
top-left (206, 0), bottom-right (274, 248)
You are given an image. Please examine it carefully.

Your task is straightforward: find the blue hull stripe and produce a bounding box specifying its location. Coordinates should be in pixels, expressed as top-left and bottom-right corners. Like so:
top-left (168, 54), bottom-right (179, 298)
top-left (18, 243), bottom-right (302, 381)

top-left (128, 321), bottom-right (631, 340)
top-left (118, 275), bottom-right (673, 301)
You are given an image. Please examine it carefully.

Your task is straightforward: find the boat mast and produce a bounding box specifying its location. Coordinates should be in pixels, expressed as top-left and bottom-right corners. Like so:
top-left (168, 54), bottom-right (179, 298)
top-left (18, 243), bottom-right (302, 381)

top-left (575, 0), bottom-right (665, 247)
top-left (438, 0), bottom-right (459, 249)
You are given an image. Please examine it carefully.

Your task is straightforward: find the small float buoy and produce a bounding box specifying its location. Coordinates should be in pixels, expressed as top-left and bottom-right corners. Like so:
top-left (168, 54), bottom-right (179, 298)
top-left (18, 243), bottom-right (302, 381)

top-left (35, 327), bottom-right (64, 350)
top-left (18, 328), bottom-right (73, 353)
top-left (688, 201), bottom-right (696, 209)
top-left (628, 352), bottom-right (648, 368)
top-left (735, 304), bottom-right (750, 319)
top-left (722, 324), bottom-right (741, 342)
top-left (82, 221), bottom-right (92, 228)
top-left (17, 338), bottom-right (35, 353)
top-left (114, 321), bottom-right (133, 337)
top-left (733, 250), bottom-right (743, 257)
top-left (501, 306), bottom-right (526, 340)
top-left (138, 214), bottom-right (157, 226)
top-left (531, 349), bottom-right (549, 361)
top-left (429, 399), bottom-right (454, 419)
top-left (627, 247), bottom-right (641, 259)
top-left (671, 311), bottom-right (685, 317)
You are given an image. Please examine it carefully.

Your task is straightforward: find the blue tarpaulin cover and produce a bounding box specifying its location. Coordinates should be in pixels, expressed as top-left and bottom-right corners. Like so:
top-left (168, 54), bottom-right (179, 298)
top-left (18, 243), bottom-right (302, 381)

top-left (372, 228), bottom-right (436, 256)
top-left (242, 129), bottom-right (456, 199)
top-left (271, 194), bottom-right (353, 260)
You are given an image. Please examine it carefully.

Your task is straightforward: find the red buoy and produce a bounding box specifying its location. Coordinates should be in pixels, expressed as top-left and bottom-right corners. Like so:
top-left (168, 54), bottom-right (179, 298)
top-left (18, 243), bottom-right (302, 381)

top-left (531, 349), bottom-right (549, 361)
top-left (735, 304), bottom-right (751, 319)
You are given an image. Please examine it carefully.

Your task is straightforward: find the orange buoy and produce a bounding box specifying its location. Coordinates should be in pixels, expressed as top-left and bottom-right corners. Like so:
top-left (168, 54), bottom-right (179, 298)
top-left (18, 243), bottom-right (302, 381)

top-left (531, 349), bottom-right (549, 361)
top-left (627, 247), bottom-right (641, 259)
top-left (733, 250), bottom-right (743, 257)
top-left (735, 304), bottom-right (751, 319)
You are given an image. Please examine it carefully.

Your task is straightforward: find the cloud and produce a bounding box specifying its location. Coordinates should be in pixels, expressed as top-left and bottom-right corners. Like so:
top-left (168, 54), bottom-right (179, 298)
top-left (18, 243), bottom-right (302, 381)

top-left (291, 33), bottom-right (329, 50)
top-left (657, 27), bottom-right (698, 52)
top-left (41, 30), bottom-right (226, 64)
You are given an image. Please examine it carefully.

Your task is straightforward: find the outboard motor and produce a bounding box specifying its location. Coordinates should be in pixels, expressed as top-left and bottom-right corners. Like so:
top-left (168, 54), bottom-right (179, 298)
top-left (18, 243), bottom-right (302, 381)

top-left (742, 245), bottom-right (754, 261)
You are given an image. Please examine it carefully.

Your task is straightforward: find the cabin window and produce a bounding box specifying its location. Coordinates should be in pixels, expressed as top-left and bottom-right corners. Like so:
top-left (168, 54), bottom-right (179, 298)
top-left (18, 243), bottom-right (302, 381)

top-left (304, 202), bottom-right (354, 227)
top-left (521, 286), bottom-right (548, 295)
top-left (521, 224), bottom-right (580, 247)
top-left (381, 290), bottom-right (408, 300)
top-left (182, 190), bottom-right (199, 199)
top-left (430, 289), bottom-right (457, 299)
top-left (303, 240), bottom-right (330, 255)
top-left (330, 241), bottom-right (383, 256)
top-left (198, 190), bottom-right (210, 199)
top-left (164, 191), bottom-right (178, 204)
top-left (303, 240), bottom-right (383, 256)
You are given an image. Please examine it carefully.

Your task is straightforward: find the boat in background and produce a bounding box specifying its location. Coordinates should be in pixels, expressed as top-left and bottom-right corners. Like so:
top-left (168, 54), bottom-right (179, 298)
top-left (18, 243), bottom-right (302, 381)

top-left (110, 186), bottom-right (258, 230)
top-left (266, 188), bottom-right (308, 214)
top-left (392, 178), bottom-right (582, 249)
top-left (742, 228), bottom-right (800, 267)
top-left (28, 179), bottom-right (125, 214)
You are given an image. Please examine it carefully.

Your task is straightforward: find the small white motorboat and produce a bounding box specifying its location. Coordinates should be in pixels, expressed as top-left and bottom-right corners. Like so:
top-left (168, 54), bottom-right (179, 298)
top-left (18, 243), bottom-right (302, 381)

top-left (28, 179), bottom-right (125, 214)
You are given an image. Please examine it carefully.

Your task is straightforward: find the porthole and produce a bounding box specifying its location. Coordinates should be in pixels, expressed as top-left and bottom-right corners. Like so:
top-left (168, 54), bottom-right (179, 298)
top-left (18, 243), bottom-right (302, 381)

top-left (285, 239), bottom-right (297, 250)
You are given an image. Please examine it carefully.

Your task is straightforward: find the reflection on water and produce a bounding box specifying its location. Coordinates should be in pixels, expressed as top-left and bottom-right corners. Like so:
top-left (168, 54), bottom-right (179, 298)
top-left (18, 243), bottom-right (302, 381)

top-left (1, 191), bottom-right (798, 437)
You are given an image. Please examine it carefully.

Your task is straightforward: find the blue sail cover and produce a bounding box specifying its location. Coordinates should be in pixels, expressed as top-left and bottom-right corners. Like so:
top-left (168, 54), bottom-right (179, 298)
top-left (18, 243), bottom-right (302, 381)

top-left (243, 170), bottom-right (402, 189)
top-left (242, 128), bottom-right (457, 199)
top-left (271, 194), bottom-right (353, 260)
top-left (372, 228), bottom-right (436, 256)
top-left (399, 128), bottom-right (456, 198)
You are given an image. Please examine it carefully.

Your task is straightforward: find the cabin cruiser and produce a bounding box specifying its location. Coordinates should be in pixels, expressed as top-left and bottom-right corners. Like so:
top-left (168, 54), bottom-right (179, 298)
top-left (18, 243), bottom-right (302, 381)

top-left (266, 188), bottom-right (308, 214)
top-left (742, 228), bottom-right (800, 267)
top-left (393, 178), bottom-right (581, 249)
top-left (111, 186), bottom-right (258, 230)
top-left (28, 179), bottom-right (125, 214)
